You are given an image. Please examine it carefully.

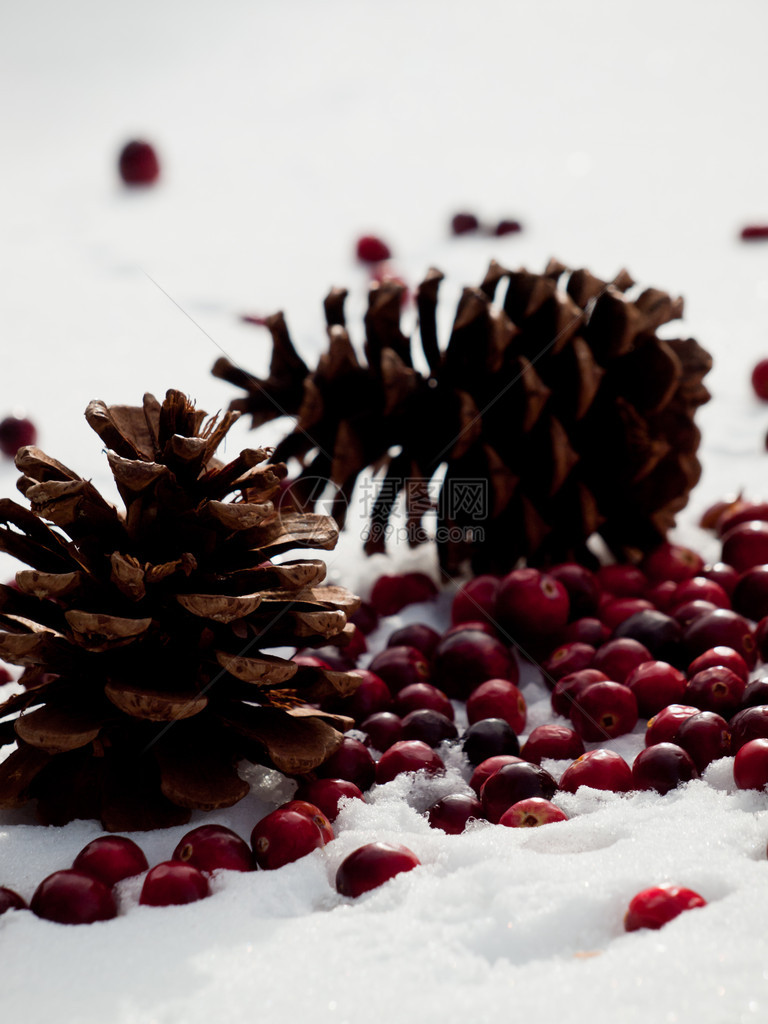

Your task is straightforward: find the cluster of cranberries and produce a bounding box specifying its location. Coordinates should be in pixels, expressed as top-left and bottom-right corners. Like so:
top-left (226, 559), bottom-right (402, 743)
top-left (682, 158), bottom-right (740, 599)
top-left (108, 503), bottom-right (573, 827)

top-left (450, 211), bottom-right (523, 237)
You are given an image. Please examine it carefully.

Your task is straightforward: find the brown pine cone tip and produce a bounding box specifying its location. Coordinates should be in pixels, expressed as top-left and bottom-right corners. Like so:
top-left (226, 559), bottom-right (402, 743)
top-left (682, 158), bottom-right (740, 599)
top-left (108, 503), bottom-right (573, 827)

top-left (214, 259), bottom-right (712, 572)
top-left (0, 390), bottom-right (361, 831)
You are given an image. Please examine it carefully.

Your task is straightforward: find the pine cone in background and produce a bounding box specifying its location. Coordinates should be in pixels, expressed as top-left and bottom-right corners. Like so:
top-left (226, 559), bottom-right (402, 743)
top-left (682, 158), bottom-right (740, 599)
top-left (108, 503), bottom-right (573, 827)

top-left (0, 390), bottom-right (360, 830)
top-left (213, 259), bottom-right (712, 573)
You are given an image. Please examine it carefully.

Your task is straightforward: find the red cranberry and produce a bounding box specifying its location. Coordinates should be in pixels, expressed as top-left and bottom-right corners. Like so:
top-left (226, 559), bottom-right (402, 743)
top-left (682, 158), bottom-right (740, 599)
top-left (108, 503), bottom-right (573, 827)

top-left (613, 610), bottom-right (683, 666)
top-left (642, 543), bottom-right (703, 583)
top-left (569, 681), bottom-right (638, 741)
top-left (370, 572), bottom-right (436, 615)
top-left (756, 615), bottom-right (768, 661)
top-left (624, 661), bottom-right (687, 718)
top-left (295, 778), bottom-right (364, 821)
top-left (673, 577), bottom-right (730, 610)
top-left (343, 625), bottom-right (367, 663)
top-left (481, 762), bottom-right (557, 824)
top-left (551, 668), bottom-right (609, 717)
top-left (541, 642), bottom-right (595, 682)
top-left (592, 638), bottom-right (652, 683)
top-left (432, 629), bottom-right (517, 700)
top-left (687, 646), bottom-right (749, 682)
top-left (0, 415), bottom-right (37, 457)
top-left (118, 140), bottom-right (160, 185)
top-left (596, 564), bottom-right (648, 598)
top-left (336, 670), bottom-right (393, 722)
top-left (251, 808), bottom-right (328, 869)
top-left (387, 623), bottom-right (441, 659)
top-left (375, 740), bottom-right (444, 784)
top-left (139, 862), bottom-right (209, 906)
top-left (645, 704), bottom-right (699, 746)
top-left (31, 871), bottom-right (118, 923)
top-left (722, 522), bottom-right (768, 573)
top-left (0, 664), bottom-right (12, 684)
top-left (741, 225), bottom-right (768, 241)
top-left (717, 502), bottom-right (768, 536)
top-left (673, 599), bottom-right (719, 629)
top-left (558, 749), bottom-right (633, 793)
top-left (293, 654), bottom-right (332, 670)
top-left (499, 797), bottom-right (567, 828)
top-left (732, 566), bottom-right (768, 620)
top-left (0, 887), bottom-right (27, 914)
top-left (469, 754), bottom-right (524, 796)
top-left (559, 617), bottom-right (610, 647)
top-left (645, 580), bottom-right (679, 613)
top-left (685, 666), bottom-right (746, 717)
top-left (673, 712), bottom-right (731, 771)
top-left (427, 793), bottom-right (483, 834)
top-left (73, 836), bottom-right (149, 886)
top-left (451, 575), bottom-right (500, 625)
top-left (356, 235), bottom-right (392, 263)
top-left (368, 646), bottom-right (430, 694)
top-left (632, 743), bottom-right (698, 794)
top-left (451, 211), bottom-right (480, 235)
top-left (350, 601), bottom-right (379, 635)
top-left (624, 885), bottom-right (706, 931)
top-left (733, 738), bottom-right (768, 789)
top-left (336, 843), bottom-right (420, 897)
top-left (701, 562), bottom-right (740, 596)
top-left (443, 619), bottom-right (498, 639)
top-left (601, 598), bottom-right (655, 631)
top-left (729, 706), bottom-right (768, 753)
top-left (466, 678), bottom-right (526, 733)
top-left (548, 563), bottom-right (600, 617)
top-left (462, 719), bottom-right (520, 767)
top-left (172, 825), bottom-right (252, 873)
top-left (361, 711), bottom-right (403, 751)
top-left (494, 218), bottom-right (522, 236)
top-left (497, 568), bottom-right (570, 640)
top-left (401, 708), bottom-right (458, 746)
top-left (683, 609), bottom-right (756, 669)
top-left (395, 683), bottom-right (454, 720)
top-left (316, 737), bottom-right (375, 791)
top-left (521, 724), bottom-right (584, 764)
top-left (741, 678), bottom-right (768, 709)
top-left (279, 800), bottom-right (334, 843)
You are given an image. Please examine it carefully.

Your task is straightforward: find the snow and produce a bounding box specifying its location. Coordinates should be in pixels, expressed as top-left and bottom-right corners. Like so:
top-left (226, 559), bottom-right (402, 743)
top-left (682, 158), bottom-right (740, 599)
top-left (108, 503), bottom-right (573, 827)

top-left (3, 1), bottom-right (768, 1021)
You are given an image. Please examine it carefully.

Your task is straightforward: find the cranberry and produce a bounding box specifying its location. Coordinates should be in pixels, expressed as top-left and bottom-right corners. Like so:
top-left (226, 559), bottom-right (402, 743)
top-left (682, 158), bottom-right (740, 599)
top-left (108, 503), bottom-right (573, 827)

top-left (596, 564), bottom-right (648, 598)
top-left (336, 843), bottom-right (420, 897)
top-left (701, 563), bottom-right (740, 597)
top-left (462, 719), bottom-right (520, 766)
top-left (316, 736), bottom-right (375, 791)
top-left (729, 706), bottom-right (768, 753)
top-left (0, 415), bottom-right (37, 457)
top-left (450, 211), bottom-right (480, 235)
top-left (375, 739), bottom-right (444, 784)
top-left (469, 754), bottom-right (524, 796)
top-left (756, 616), bottom-right (768, 661)
top-left (370, 573), bottom-right (436, 615)
top-left (673, 599), bottom-right (719, 629)
top-left (494, 219), bottom-right (522, 236)
top-left (466, 678), bottom-right (526, 733)
top-left (673, 577), bottom-right (730, 610)
top-left (451, 575), bottom-right (500, 625)
top-left (548, 563), bottom-right (600, 617)
top-left (293, 654), bottom-right (332, 670)
top-left (0, 887), bottom-right (27, 914)
top-left (432, 629), bottom-right (517, 700)
top-left (592, 638), bottom-right (652, 683)
top-left (613, 610), bottom-right (683, 666)
top-left (171, 825), bottom-right (252, 874)
top-left (251, 808), bottom-right (328, 869)
top-left (741, 225), bottom-right (768, 241)
top-left (558, 749), bottom-right (633, 793)
top-left (343, 625), bottom-right (368, 663)
top-left (118, 140), bottom-right (160, 185)
top-left (443, 619), bottom-right (498, 639)
top-left (73, 836), bottom-right (149, 886)
top-left (722, 522), bottom-right (768, 573)
top-left (601, 597), bottom-right (655, 631)
top-left (551, 668), bottom-right (609, 717)
top-left (541, 642), bottom-right (595, 682)
top-left (497, 568), bottom-right (570, 640)
top-left (427, 793), bottom-right (483, 834)
top-left (741, 678), bottom-right (768, 709)
top-left (481, 762), bottom-right (557, 824)
top-left (624, 661), bottom-right (687, 718)
top-left (521, 724), bottom-right (584, 764)
top-left (642, 543), bottom-right (704, 583)
top-left (387, 623), bottom-right (441, 659)
top-left (633, 742), bottom-right (698, 794)
top-left (733, 737), bottom-right (768, 789)
top-left (368, 646), bottom-right (430, 694)
top-left (687, 646), bottom-right (749, 683)
top-left (673, 712), bottom-right (731, 771)
top-left (569, 681), bottom-right (638, 741)
top-left (31, 870), bottom-right (117, 923)
top-left (295, 778), bottom-right (364, 821)
top-left (139, 862), bottom-right (209, 906)
top-left (279, 800), bottom-right (334, 843)
top-left (360, 711), bottom-right (403, 751)
top-left (624, 885), bottom-right (706, 931)
top-left (732, 566), bottom-right (768, 620)
top-left (717, 502), bottom-right (768, 536)
top-left (355, 235), bottom-right (392, 263)
top-left (685, 666), bottom-right (746, 717)
top-left (394, 683), bottom-right (454, 720)
top-left (336, 670), bottom-right (392, 721)
top-left (350, 601), bottom-right (379, 635)
top-left (683, 609), bottom-right (756, 669)
top-left (645, 580), bottom-right (679, 613)
top-left (401, 708), bottom-right (458, 747)
top-left (499, 797), bottom-right (568, 828)
top-left (559, 617), bottom-right (610, 647)
top-left (646, 704), bottom-right (699, 746)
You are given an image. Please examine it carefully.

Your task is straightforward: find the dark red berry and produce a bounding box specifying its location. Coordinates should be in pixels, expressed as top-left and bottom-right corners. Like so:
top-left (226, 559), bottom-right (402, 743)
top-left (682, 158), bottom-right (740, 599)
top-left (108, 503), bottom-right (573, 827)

top-left (337, 669), bottom-right (392, 721)
top-left (0, 415), bottom-right (37, 457)
top-left (375, 739), bottom-right (444, 784)
top-left (645, 580), bottom-right (679, 613)
top-left (687, 646), bottom-right (749, 683)
top-left (673, 577), bottom-right (730, 610)
top-left (387, 623), bottom-right (441, 659)
top-left (740, 678), bottom-right (768, 709)
top-left (558, 749), bottom-right (633, 794)
top-left (466, 678), bottom-right (526, 733)
top-left (521, 724), bottom-right (584, 765)
top-left (756, 616), bottom-right (768, 661)
top-left (632, 743), bottom-right (698, 794)
top-left (685, 666), bottom-right (746, 717)
top-left (624, 885), bottom-right (706, 931)
top-left (73, 835), bottom-right (149, 886)
top-left (427, 793), bottom-right (483, 834)
top-left (395, 683), bottom-right (454, 720)
top-left (462, 719), bottom-right (520, 766)
top-left (673, 711), bottom-right (731, 771)
top-left (601, 597), bottom-right (655, 631)
top-left (139, 862), bottom-right (209, 906)
top-left (645, 704), bottom-right (699, 746)
top-left (592, 638), bottom-right (652, 683)
top-left (624, 660), bottom-right (687, 718)
top-left (401, 708), bottom-right (458, 747)
top-left (172, 825), bottom-right (252, 873)
top-left (741, 225), bottom-right (768, 241)
top-left (541, 642), bottom-right (595, 682)
top-left (118, 140), bottom-right (160, 185)
top-left (279, 800), bottom-right (334, 844)
top-left (336, 843), bottom-right (420, 897)
top-left (0, 887), bottom-right (27, 915)
top-left (559, 617), bottom-right (610, 647)
top-left (316, 736), bottom-right (375, 791)
top-left (251, 808), bottom-right (328, 870)
top-left (548, 563), bottom-right (600, 618)
top-left (499, 798), bottom-right (567, 828)
top-left (729, 706), bottom-right (768, 753)
top-left (450, 212), bottom-right (480, 235)
top-left (481, 762), bottom-right (557, 824)
top-left (497, 568), bottom-right (570, 640)
top-left (451, 575), bottom-right (500, 625)
top-left (355, 235), bottom-right (391, 264)
top-left (360, 711), bottom-right (403, 751)
top-left (350, 601), bottom-right (379, 635)
top-left (370, 573), bottom-right (436, 615)
top-left (569, 681), bottom-right (638, 741)
top-left (494, 219), bottom-right (522, 236)
top-left (613, 611), bottom-right (683, 666)
top-left (551, 668), bottom-right (609, 717)
top-left (642, 543), bottom-right (703, 583)
top-left (718, 502), bottom-right (768, 536)
top-left (734, 737), bottom-right (768, 789)
top-left (469, 754), bottom-right (524, 796)
top-left (432, 629), bottom-right (517, 700)
top-left (673, 599), bottom-right (719, 629)
top-left (701, 562), bottom-right (740, 596)
top-left (295, 778), bottom-right (364, 821)
top-left (368, 646), bottom-right (430, 694)
top-left (732, 566), bottom-right (768, 620)
top-left (722, 522), bottom-right (768, 574)
top-left (683, 608), bottom-right (756, 669)
top-left (596, 564), bottom-right (648, 598)
top-left (31, 870), bottom-right (118, 923)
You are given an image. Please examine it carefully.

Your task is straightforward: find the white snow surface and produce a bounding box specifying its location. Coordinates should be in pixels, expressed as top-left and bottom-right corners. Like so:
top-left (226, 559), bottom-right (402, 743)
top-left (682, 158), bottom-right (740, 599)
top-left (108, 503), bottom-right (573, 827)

top-left (3, 1), bottom-right (768, 1021)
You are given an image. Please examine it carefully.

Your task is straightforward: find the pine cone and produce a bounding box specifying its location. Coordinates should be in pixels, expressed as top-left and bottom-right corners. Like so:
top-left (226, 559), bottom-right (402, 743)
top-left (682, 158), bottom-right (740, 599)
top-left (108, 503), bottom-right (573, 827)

top-left (0, 390), bottom-right (361, 830)
top-left (214, 260), bottom-right (712, 572)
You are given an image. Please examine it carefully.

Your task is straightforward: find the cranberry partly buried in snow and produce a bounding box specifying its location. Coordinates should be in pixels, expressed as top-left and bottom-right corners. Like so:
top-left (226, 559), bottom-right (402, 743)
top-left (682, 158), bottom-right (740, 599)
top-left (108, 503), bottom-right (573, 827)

top-left (336, 843), bottom-right (420, 897)
top-left (73, 836), bottom-right (149, 886)
top-left (31, 870), bottom-right (118, 924)
top-left (624, 885), bottom-right (706, 931)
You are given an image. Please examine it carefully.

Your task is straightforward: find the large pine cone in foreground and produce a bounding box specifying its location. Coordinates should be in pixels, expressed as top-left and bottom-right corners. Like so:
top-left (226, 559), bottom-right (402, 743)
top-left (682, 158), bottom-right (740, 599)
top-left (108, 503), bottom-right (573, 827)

top-left (214, 259), bottom-right (712, 572)
top-left (0, 390), bottom-right (360, 830)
